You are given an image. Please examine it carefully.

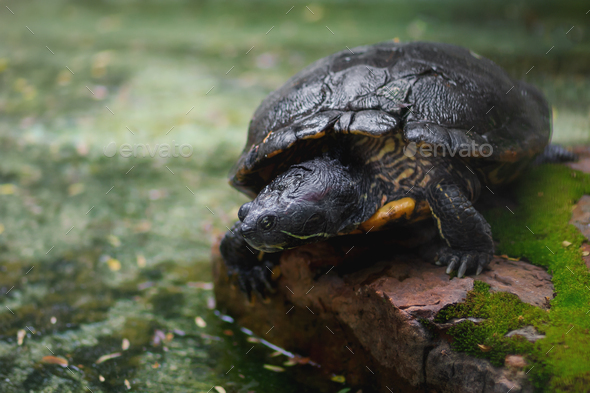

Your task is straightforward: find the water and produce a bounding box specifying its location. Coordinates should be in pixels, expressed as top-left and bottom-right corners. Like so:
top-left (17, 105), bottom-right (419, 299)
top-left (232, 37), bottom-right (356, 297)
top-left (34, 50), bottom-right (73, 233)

top-left (0, 0), bottom-right (588, 391)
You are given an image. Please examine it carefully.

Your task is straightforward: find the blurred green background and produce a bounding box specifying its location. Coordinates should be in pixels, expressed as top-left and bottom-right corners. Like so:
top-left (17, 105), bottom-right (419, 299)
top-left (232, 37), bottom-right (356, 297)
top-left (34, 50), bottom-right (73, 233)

top-left (0, 0), bottom-right (588, 392)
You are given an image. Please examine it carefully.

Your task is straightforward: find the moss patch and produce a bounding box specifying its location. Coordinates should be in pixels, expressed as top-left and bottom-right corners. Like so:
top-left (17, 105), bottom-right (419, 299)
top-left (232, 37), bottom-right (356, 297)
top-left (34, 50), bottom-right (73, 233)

top-left (436, 164), bottom-right (590, 392)
top-left (435, 281), bottom-right (548, 367)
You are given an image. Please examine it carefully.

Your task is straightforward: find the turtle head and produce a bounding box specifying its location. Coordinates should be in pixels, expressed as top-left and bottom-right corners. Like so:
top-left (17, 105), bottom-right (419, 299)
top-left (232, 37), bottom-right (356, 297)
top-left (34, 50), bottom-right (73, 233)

top-left (238, 156), bottom-right (364, 253)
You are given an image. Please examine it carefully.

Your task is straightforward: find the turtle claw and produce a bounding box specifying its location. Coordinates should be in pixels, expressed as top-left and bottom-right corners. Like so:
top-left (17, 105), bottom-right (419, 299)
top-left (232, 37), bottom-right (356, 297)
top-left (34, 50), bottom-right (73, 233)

top-left (445, 255), bottom-right (459, 274)
top-left (437, 247), bottom-right (491, 277)
top-left (457, 254), bottom-right (475, 278)
top-left (236, 261), bottom-right (276, 301)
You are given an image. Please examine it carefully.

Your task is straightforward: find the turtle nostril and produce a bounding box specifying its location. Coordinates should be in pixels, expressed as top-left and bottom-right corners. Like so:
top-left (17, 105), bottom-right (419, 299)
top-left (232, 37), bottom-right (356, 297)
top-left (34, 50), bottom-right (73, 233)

top-left (238, 202), bottom-right (252, 222)
top-left (241, 222), bottom-right (255, 235)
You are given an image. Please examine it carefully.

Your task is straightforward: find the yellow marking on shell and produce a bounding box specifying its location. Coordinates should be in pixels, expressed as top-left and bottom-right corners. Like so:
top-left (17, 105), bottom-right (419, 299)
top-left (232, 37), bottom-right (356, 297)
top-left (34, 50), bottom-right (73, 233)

top-left (377, 173), bottom-right (392, 184)
top-left (384, 152), bottom-right (414, 170)
top-left (349, 129), bottom-right (382, 136)
top-left (396, 167), bottom-right (415, 182)
top-left (304, 130), bottom-right (326, 139)
top-left (266, 148), bottom-right (283, 158)
top-left (417, 173), bottom-right (432, 188)
top-left (367, 138), bottom-right (398, 163)
top-left (358, 197), bottom-right (416, 231)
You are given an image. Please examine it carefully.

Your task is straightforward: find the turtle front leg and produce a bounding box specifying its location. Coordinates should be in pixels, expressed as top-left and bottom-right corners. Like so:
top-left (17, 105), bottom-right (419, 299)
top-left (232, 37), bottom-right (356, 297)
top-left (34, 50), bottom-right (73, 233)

top-left (426, 182), bottom-right (493, 277)
top-left (220, 221), bottom-right (276, 299)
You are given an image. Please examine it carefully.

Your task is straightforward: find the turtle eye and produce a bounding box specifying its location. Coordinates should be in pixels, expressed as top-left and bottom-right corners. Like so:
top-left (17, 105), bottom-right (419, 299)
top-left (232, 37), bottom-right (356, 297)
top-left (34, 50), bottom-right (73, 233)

top-left (258, 215), bottom-right (277, 231)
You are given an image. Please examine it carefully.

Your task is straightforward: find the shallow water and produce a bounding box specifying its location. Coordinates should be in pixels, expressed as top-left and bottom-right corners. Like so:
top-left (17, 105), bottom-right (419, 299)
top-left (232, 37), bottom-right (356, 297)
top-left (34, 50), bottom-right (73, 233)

top-left (0, 0), bottom-right (588, 392)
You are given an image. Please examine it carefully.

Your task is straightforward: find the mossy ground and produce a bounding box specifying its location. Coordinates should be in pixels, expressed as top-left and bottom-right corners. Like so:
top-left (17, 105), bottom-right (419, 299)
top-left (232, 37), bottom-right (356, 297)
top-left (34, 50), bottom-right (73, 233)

top-left (434, 165), bottom-right (590, 392)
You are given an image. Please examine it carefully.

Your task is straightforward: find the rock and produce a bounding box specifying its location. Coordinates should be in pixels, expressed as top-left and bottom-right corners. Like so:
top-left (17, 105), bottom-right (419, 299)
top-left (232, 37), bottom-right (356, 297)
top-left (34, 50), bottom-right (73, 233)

top-left (505, 326), bottom-right (546, 343)
top-left (567, 148), bottom-right (590, 270)
top-left (581, 244), bottom-right (590, 271)
top-left (570, 195), bottom-right (590, 241)
top-left (476, 258), bottom-right (553, 309)
top-left (213, 236), bottom-right (553, 393)
top-left (567, 146), bottom-right (590, 174)
top-left (505, 355), bottom-right (527, 369)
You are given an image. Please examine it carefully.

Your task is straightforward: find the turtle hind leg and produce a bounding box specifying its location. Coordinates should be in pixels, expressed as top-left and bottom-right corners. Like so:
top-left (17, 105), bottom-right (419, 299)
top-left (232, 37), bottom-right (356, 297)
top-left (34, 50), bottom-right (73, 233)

top-left (220, 221), bottom-right (276, 300)
top-left (427, 182), bottom-right (494, 277)
top-left (533, 144), bottom-right (578, 164)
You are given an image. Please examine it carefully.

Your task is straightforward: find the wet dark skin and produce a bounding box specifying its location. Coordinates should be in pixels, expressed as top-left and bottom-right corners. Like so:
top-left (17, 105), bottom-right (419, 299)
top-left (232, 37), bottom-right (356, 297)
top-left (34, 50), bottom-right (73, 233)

top-left (220, 41), bottom-right (573, 299)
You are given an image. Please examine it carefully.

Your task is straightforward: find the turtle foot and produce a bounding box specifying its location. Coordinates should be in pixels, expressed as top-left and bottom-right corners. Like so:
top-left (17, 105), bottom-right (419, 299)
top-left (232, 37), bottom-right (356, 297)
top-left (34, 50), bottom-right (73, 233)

top-left (435, 247), bottom-right (492, 278)
top-left (235, 260), bottom-right (276, 301)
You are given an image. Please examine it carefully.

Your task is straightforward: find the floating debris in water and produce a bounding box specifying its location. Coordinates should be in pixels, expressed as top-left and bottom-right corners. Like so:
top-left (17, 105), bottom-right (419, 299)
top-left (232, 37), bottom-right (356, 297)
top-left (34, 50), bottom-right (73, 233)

top-left (284, 355), bottom-right (310, 366)
top-left (223, 329), bottom-right (234, 336)
top-left (188, 281), bottom-right (213, 290)
top-left (173, 328), bottom-right (186, 336)
top-left (152, 329), bottom-right (166, 346)
top-left (270, 351), bottom-right (282, 357)
top-left (240, 327), bottom-right (253, 335)
top-left (50, 316), bottom-right (56, 324)
top-left (199, 333), bottom-right (222, 341)
top-left (41, 356), bottom-right (68, 367)
top-left (17, 329), bottom-right (25, 346)
top-left (477, 344), bottom-right (492, 352)
top-left (137, 281), bottom-right (155, 290)
top-left (137, 254), bottom-right (147, 268)
top-left (207, 296), bottom-right (216, 309)
top-left (214, 387), bottom-right (226, 393)
top-left (108, 234), bottom-right (121, 247)
top-left (99, 375), bottom-right (105, 382)
top-left (67, 182), bottom-right (85, 196)
top-left (122, 338), bottom-right (130, 350)
top-left (331, 375), bottom-right (346, 383)
top-left (195, 316), bottom-right (207, 328)
top-left (214, 310), bottom-right (234, 323)
top-left (562, 240), bottom-right (572, 247)
top-left (583, 251), bottom-right (589, 256)
top-left (263, 364), bottom-right (285, 372)
top-left (95, 352), bottom-right (122, 364)
top-left (134, 220), bottom-right (151, 233)
top-left (124, 379), bottom-right (131, 390)
top-left (0, 184), bottom-right (16, 195)
top-left (107, 257), bottom-right (121, 271)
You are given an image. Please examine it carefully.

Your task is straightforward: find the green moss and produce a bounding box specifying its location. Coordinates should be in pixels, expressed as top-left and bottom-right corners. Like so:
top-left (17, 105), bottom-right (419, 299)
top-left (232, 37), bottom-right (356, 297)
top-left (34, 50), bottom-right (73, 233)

top-left (437, 165), bottom-right (590, 392)
top-left (419, 317), bottom-right (437, 335)
top-left (436, 280), bottom-right (547, 367)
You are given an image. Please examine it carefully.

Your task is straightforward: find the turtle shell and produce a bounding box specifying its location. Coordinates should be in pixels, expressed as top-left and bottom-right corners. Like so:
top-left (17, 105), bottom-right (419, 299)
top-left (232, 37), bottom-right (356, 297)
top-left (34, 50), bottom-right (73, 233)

top-left (230, 41), bottom-right (551, 197)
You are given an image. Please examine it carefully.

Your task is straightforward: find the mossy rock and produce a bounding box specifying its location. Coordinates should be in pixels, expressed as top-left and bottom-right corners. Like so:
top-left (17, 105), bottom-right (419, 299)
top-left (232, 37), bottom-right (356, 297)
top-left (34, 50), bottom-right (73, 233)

top-left (434, 164), bottom-right (590, 392)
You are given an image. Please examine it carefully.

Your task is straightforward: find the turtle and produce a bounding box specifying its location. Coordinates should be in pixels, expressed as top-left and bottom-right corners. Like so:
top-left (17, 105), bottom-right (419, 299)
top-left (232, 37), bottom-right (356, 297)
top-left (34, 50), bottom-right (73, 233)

top-left (219, 41), bottom-right (573, 298)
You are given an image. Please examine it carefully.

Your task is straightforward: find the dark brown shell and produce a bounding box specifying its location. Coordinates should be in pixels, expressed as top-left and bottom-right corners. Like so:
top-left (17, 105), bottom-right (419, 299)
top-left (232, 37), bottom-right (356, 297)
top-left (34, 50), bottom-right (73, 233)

top-left (230, 41), bottom-right (551, 197)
